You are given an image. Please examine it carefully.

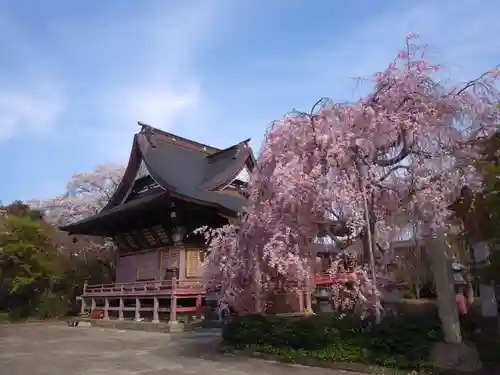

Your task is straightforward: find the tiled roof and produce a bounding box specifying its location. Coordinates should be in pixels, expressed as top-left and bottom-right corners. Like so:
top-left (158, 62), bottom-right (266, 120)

top-left (59, 124), bottom-right (255, 234)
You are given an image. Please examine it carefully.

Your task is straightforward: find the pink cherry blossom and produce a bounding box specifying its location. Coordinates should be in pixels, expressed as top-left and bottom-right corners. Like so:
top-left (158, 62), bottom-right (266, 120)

top-left (201, 37), bottom-right (500, 315)
top-left (328, 251), bottom-right (382, 315)
top-left (29, 163), bottom-right (124, 226)
top-left (28, 163), bottom-right (124, 259)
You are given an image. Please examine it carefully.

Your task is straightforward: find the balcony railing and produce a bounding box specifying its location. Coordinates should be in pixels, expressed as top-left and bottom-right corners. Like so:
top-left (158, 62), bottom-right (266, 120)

top-left (82, 273), bottom-right (340, 299)
top-left (83, 277), bottom-right (205, 298)
top-left (78, 274), bottom-right (344, 322)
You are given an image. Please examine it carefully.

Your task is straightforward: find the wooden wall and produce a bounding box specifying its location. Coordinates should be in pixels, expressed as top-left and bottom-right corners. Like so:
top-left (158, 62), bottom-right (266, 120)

top-left (115, 246), bottom-right (204, 283)
top-left (115, 254), bottom-right (137, 283)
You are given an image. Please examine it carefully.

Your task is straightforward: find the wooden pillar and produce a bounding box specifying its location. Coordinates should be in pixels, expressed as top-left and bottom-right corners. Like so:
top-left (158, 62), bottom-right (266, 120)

top-left (135, 297), bottom-right (141, 321)
top-left (153, 297), bottom-right (160, 323)
top-left (118, 298), bottom-right (124, 320)
top-left (178, 248), bottom-right (186, 280)
top-left (91, 298), bottom-right (96, 312)
top-left (157, 248), bottom-right (162, 280)
top-left (170, 277), bottom-right (177, 322)
top-left (196, 294), bottom-right (203, 319)
top-left (103, 298), bottom-right (110, 320)
top-left (80, 298), bottom-right (86, 315)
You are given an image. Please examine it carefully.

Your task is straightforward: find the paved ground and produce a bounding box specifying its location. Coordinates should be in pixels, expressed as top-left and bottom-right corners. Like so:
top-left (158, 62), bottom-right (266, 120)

top-left (0, 323), bottom-right (364, 375)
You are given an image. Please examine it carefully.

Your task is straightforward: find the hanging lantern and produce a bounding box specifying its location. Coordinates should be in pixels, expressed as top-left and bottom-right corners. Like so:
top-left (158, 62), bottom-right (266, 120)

top-left (172, 226), bottom-right (186, 245)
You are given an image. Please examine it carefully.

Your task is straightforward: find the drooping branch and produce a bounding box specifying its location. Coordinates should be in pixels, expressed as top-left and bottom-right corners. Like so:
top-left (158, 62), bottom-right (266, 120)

top-left (201, 35), bottom-right (500, 316)
top-left (375, 129), bottom-right (414, 167)
top-left (378, 165), bottom-right (411, 183)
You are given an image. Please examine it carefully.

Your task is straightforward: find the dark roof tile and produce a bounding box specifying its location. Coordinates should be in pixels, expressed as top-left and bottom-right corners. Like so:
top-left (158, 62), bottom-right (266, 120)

top-left (59, 125), bottom-right (254, 235)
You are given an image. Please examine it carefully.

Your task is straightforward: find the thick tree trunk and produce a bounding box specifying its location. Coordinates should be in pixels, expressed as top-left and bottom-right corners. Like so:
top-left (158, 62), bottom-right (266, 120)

top-left (425, 234), bottom-right (462, 344)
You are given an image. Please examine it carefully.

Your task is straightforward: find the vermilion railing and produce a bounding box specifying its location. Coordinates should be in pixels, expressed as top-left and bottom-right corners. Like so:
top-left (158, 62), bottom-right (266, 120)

top-left (83, 277), bottom-right (204, 297)
top-left (83, 274), bottom-right (339, 298)
top-left (79, 275), bottom-right (341, 323)
top-left (315, 272), bottom-right (337, 285)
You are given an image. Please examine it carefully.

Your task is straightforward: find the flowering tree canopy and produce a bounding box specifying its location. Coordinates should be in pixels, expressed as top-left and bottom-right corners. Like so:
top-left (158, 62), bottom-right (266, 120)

top-left (202, 36), bottom-right (500, 314)
top-left (28, 164), bottom-right (124, 261)
top-left (30, 164), bottom-right (124, 226)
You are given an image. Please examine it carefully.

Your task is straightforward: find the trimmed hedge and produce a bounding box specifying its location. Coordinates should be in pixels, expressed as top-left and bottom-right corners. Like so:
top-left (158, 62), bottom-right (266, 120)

top-left (222, 312), bottom-right (442, 372)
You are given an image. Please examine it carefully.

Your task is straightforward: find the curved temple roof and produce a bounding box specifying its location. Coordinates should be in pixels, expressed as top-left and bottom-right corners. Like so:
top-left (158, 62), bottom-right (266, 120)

top-left (60, 123), bottom-right (255, 234)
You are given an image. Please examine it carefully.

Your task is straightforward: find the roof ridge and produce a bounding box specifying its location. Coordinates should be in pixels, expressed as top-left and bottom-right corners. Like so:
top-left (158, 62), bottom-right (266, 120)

top-left (206, 139), bottom-right (251, 161)
top-left (137, 121), bottom-right (220, 153)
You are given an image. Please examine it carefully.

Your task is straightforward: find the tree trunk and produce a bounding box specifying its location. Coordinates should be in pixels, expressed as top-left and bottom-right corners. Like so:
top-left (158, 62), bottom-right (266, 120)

top-left (425, 234), bottom-right (462, 344)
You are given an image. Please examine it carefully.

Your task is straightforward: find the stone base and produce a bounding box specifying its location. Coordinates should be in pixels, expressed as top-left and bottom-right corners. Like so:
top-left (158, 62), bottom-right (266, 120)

top-left (477, 316), bottom-right (500, 339)
top-left (168, 320), bottom-right (183, 332)
top-left (431, 341), bottom-right (482, 372)
top-left (68, 320), bottom-right (92, 328)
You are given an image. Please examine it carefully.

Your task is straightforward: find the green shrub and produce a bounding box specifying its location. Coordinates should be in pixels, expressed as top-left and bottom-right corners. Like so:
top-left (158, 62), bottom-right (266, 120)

top-left (222, 312), bottom-right (441, 371)
top-left (35, 294), bottom-right (71, 319)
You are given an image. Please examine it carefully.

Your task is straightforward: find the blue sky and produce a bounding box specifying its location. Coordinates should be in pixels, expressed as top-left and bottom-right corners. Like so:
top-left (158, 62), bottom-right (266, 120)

top-left (0, 0), bottom-right (499, 204)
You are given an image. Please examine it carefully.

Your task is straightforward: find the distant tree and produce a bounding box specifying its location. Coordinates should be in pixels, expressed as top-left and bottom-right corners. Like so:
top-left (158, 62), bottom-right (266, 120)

top-left (29, 163), bottom-right (124, 226)
top-left (0, 203), bottom-right (66, 317)
top-left (28, 163), bottom-right (124, 281)
top-left (453, 132), bottom-right (500, 284)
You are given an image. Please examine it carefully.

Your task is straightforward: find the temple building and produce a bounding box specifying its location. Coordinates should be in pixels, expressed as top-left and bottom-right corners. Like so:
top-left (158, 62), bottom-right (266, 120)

top-left (61, 123), bottom-right (361, 322)
top-left (60, 123), bottom-right (255, 323)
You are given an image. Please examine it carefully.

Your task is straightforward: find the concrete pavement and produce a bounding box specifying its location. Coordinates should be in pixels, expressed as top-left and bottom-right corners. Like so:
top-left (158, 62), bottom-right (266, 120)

top-left (0, 323), bottom-right (365, 375)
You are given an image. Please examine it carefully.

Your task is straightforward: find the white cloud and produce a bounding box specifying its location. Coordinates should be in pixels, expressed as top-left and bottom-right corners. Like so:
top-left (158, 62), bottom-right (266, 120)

top-left (81, 0), bottom-right (240, 160)
top-left (125, 86), bottom-right (200, 129)
top-left (97, 84), bottom-right (202, 161)
top-left (103, 84), bottom-right (200, 130)
top-left (0, 84), bottom-right (63, 141)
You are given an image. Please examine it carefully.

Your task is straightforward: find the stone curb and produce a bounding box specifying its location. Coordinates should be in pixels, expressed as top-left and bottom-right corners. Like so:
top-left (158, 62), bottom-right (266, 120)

top-left (72, 318), bottom-right (223, 334)
top-left (223, 349), bottom-right (414, 375)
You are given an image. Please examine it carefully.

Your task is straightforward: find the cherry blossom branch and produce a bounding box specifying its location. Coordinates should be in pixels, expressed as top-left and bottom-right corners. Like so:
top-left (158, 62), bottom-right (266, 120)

top-left (378, 165), bottom-right (411, 183)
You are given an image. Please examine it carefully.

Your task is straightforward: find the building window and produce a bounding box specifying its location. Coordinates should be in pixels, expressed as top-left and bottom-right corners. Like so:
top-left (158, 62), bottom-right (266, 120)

top-left (186, 248), bottom-right (203, 278)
